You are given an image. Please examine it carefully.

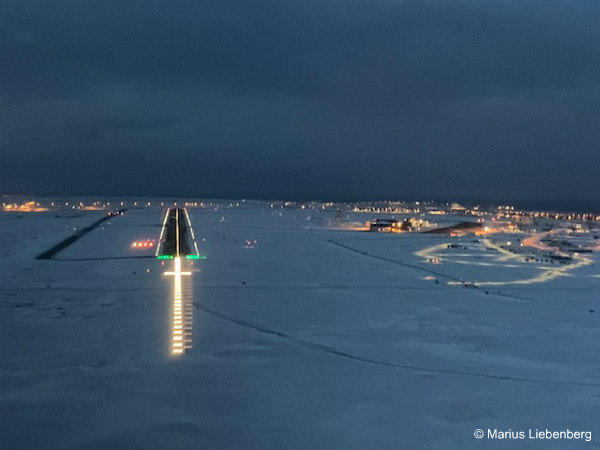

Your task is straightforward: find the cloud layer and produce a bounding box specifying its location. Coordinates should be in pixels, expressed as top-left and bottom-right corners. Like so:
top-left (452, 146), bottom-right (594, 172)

top-left (2, 1), bottom-right (599, 207)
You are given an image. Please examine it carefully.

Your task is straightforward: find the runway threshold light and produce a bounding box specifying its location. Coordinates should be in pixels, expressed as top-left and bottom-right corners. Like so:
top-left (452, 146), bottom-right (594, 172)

top-left (157, 254), bottom-right (205, 260)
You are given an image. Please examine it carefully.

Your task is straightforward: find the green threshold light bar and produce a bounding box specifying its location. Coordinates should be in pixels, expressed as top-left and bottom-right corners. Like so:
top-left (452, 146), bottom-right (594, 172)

top-left (157, 255), bottom-right (206, 260)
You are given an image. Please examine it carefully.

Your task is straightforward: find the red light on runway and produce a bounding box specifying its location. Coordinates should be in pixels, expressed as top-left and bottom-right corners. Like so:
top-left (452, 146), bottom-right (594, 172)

top-left (132, 239), bottom-right (156, 249)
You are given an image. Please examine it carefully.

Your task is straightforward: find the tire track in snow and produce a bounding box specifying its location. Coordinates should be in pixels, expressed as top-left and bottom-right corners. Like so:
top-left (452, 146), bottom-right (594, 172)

top-left (327, 239), bottom-right (461, 282)
top-left (328, 239), bottom-right (538, 302)
top-left (196, 303), bottom-right (599, 388)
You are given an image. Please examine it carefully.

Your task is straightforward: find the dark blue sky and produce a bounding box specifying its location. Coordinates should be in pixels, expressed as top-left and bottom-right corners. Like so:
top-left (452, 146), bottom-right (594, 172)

top-left (1, 1), bottom-right (599, 208)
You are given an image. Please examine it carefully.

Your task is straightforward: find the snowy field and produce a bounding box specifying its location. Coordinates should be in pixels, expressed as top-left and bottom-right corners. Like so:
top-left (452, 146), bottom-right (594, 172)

top-left (1, 203), bottom-right (599, 449)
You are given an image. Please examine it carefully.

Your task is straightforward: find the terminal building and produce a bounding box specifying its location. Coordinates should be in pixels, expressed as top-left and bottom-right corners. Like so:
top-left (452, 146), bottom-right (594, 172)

top-left (368, 218), bottom-right (410, 232)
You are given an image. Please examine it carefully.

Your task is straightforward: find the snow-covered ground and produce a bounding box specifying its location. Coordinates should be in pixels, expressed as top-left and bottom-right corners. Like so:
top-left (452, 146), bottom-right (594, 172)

top-left (1, 203), bottom-right (599, 449)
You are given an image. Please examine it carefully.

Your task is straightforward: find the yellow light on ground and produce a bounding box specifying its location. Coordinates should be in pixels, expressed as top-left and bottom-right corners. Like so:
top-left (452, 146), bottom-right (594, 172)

top-left (164, 256), bottom-right (192, 356)
top-left (416, 235), bottom-right (593, 287)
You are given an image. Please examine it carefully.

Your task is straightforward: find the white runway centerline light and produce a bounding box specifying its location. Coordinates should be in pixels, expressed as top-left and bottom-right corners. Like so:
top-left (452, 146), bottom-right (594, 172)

top-left (159, 207), bottom-right (202, 356)
top-left (164, 256), bottom-right (191, 355)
